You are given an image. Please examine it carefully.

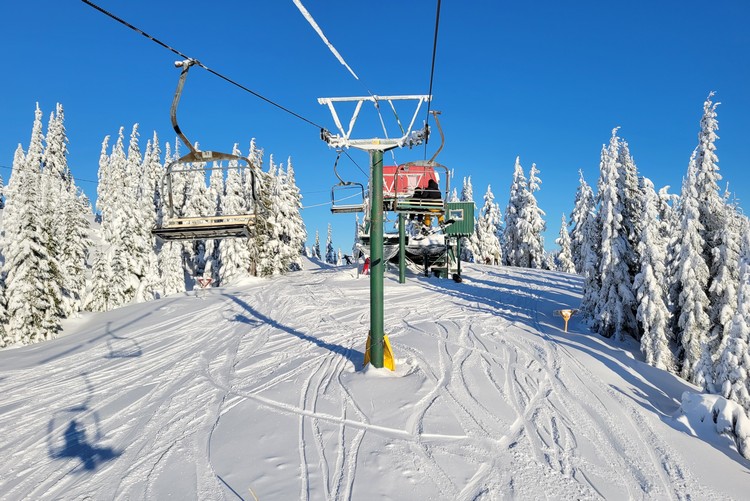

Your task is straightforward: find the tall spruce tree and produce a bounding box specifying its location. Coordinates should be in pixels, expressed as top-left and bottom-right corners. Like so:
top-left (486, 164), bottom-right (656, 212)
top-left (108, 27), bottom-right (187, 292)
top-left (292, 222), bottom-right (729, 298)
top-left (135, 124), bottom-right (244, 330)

top-left (475, 185), bottom-right (503, 265)
top-left (503, 157), bottom-right (526, 266)
top-left (716, 227), bottom-right (750, 411)
top-left (2, 106), bottom-right (63, 343)
top-left (634, 178), bottom-right (673, 370)
top-left (283, 157), bottom-right (306, 271)
top-left (521, 163), bottom-right (546, 268)
top-left (313, 230), bottom-right (321, 260)
top-left (326, 223), bottom-right (336, 264)
top-left (219, 145), bottom-right (252, 285)
top-left (595, 129), bottom-right (637, 340)
top-left (555, 214), bottom-right (576, 273)
top-left (676, 155), bottom-right (712, 385)
top-left (569, 170), bottom-right (595, 274)
top-left (460, 176), bottom-right (476, 263)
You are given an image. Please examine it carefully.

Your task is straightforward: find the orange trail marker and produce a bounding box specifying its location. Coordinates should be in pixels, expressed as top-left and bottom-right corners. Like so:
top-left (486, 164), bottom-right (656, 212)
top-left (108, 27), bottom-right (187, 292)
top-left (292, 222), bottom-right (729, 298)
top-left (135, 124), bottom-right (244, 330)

top-left (553, 309), bottom-right (579, 332)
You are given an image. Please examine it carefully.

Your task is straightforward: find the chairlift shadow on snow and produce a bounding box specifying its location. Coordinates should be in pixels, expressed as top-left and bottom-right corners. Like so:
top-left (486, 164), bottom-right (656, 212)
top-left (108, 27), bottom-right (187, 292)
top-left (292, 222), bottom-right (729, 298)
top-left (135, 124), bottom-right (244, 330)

top-left (223, 294), bottom-right (364, 367)
top-left (104, 322), bottom-right (143, 359)
top-left (38, 297), bottom-right (186, 365)
top-left (47, 373), bottom-right (121, 472)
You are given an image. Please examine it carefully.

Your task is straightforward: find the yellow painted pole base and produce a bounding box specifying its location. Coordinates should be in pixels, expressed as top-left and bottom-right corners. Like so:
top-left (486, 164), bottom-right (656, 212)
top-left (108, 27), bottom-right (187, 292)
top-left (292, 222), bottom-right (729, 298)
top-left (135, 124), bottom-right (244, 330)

top-left (363, 333), bottom-right (396, 371)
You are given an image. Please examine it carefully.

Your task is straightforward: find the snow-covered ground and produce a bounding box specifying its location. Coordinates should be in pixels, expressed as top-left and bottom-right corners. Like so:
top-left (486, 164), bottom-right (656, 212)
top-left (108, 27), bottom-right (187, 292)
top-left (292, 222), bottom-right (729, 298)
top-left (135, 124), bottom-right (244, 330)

top-left (0, 259), bottom-right (748, 500)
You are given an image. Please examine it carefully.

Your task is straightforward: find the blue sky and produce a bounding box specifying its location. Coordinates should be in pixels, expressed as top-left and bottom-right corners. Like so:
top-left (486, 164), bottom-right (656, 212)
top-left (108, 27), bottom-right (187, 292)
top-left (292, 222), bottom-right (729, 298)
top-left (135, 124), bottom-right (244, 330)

top-left (1, 1), bottom-right (749, 253)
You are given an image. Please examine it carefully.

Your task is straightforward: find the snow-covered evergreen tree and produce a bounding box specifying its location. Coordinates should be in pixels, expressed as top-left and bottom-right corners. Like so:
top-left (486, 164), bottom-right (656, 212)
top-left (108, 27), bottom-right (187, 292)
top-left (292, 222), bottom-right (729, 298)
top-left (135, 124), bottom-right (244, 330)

top-left (253, 155), bottom-right (290, 276)
top-left (460, 176), bottom-right (476, 262)
top-left (595, 129), bottom-right (637, 340)
top-left (676, 154), bottom-right (712, 386)
top-left (326, 224), bottom-right (337, 264)
top-left (616, 141), bottom-right (643, 303)
top-left (579, 199), bottom-right (601, 322)
top-left (42, 104), bottom-right (91, 316)
top-left (202, 162), bottom-right (224, 285)
top-left (2, 106), bottom-right (63, 343)
top-left (555, 214), bottom-right (576, 273)
top-left (520, 163), bottom-right (546, 268)
top-left (276, 158), bottom-right (306, 272)
top-left (312, 230), bottom-right (321, 260)
top-left (159, 241), bottom-right (186, 296)
top-left (634, 178), bottom-right (673, 370)
top-left (503, 157), bottom-right (526, 266)
top-left (569, 170), bottom-right (595, 274)
top-left (474, 185), bottom-right (502, 265)
top-left (87, 246), bottom-right (114, 312)
top-left (219, 145), bottom-right (252, 285)
top-left (716, 229), bottom-right (750, 411)
top-left (706, 201), bottom-right (742, 390)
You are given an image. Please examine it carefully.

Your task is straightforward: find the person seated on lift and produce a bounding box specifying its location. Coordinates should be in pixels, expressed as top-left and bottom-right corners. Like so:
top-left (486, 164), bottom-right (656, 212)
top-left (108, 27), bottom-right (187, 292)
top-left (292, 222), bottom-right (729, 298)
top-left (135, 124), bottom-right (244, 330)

top-left (411, 179), bottom-right (444, 231)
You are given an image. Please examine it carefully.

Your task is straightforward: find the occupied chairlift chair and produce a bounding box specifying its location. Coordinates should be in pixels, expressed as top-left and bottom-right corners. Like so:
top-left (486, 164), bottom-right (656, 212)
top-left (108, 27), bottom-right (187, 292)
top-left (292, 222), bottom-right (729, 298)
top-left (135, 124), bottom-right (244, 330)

top-left (152, 59), bottom-right (261, 242)
top-left (389, 111), bottom-right (449, 221)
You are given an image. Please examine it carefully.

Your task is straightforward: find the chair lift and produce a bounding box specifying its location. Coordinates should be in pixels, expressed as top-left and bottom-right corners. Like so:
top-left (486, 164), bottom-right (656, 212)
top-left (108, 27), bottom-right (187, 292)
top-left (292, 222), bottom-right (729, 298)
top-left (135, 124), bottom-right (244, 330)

top-left (391, 111), bottom-right (449, 216)
top-left (152, 59), bottom-right (261, 242)
top-left (330, 150), bottom-right (365, 214)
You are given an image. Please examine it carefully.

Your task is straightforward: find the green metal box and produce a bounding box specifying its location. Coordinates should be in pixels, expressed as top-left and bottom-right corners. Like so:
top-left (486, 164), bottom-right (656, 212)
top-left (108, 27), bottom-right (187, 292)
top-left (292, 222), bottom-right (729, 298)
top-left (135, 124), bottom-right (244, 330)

top-left (445, 202), bottom-right (475, 236)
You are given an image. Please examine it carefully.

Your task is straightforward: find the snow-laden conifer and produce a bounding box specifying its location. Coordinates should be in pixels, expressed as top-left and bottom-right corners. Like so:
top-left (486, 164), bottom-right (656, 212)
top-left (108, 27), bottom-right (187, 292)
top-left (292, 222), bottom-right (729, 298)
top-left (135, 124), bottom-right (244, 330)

top-left (569, 170), bottom-right (595, 274)
top-left (634, 178), bottom-right (673, 370)
top-left (460, 176), bottom-right (476, 263)
top-left (705, 202), bottom-right (743, 390)
top-left (716, 228), bottom-right (750, 411)
top-left (676, 155), bottom-right (712, 386)
top-left (616, 141), bottom-right (643, 298)
top-left (579, 200), bottom-right (601, 322)
top-left (555, 214), bottom-right (576, 273)
top-left (521, 163), bottom-right (546, 268)
top-left (326, 224), bottom-right (337, 264)
top-left (201, 162), bottom-right (225, 285)
top-left (276, 158), bottom-right (306, 272)
top-left (474, 185), bottom-right (502, 265)
top-left (313, 230), bottom-right (322, 260)
top-left (595, 129), bottom-right (637, 340)
top-left (503, 157), bottom-right (526, 266)
top-left (219, 145), bottom-right (252, 285)
top-left (43, 104), bottom-right (91, 316)
top-left (2, 107), bottom-right (63, 343)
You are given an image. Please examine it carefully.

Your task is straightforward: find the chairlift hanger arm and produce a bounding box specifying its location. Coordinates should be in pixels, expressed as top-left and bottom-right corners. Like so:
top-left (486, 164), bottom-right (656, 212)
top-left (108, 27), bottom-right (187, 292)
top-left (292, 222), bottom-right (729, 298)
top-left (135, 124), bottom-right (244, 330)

top-left (318, 95), bottom-right (431, 151)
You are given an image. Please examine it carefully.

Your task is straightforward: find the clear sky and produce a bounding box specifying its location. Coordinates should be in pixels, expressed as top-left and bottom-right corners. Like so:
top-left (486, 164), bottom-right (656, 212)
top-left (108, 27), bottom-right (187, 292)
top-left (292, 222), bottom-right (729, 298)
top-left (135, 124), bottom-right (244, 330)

top-left (1, 1), bottom-right (749, 253)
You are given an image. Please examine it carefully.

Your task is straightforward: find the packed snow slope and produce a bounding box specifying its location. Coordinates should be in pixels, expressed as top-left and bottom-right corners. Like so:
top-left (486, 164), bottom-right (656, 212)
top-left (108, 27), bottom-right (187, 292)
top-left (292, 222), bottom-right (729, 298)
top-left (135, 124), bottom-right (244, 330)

top-left (1, 259), bottom-right (748, 500)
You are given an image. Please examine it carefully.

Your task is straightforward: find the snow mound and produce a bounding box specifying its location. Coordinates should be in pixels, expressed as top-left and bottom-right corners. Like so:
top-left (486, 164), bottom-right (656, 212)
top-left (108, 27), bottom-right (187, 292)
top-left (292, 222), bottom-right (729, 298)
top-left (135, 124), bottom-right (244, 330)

top-left (676, 391), bottom-right (750, 458)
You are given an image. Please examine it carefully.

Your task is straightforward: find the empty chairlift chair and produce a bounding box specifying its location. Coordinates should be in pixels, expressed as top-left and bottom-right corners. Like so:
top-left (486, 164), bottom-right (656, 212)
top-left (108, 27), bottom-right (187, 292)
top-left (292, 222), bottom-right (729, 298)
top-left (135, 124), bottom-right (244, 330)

top-left (152, 59), bottom-right (261, 242)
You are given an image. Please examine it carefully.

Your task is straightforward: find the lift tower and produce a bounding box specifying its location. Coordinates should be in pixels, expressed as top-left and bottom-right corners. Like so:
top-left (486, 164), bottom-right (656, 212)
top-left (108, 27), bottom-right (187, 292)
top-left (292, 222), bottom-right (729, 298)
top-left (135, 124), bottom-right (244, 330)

top-left (319, 95), bottom-right (430, 369)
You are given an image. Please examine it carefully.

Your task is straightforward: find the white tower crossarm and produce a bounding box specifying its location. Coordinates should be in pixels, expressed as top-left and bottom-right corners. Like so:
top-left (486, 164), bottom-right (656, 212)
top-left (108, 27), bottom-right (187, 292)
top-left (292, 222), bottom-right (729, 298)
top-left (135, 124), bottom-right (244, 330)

top-left (318, 95), bottom-right (431, 151)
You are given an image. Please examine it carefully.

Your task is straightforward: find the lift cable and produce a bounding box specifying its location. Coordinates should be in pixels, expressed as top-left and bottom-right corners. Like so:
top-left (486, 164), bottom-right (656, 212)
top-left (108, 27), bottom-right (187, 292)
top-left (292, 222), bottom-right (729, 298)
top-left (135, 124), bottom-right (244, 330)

top-left (81, 0), bottom-right (326, 131)
top-left (292, 0), bottom-right (401, 163)
top-left (424, 0), bottom-right (442, 159)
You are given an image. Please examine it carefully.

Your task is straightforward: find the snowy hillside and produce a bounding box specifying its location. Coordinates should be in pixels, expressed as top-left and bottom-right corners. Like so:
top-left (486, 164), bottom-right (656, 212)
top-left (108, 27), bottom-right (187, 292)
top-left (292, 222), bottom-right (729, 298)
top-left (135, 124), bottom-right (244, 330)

top-left (0, 260), bottom-right (748, 500)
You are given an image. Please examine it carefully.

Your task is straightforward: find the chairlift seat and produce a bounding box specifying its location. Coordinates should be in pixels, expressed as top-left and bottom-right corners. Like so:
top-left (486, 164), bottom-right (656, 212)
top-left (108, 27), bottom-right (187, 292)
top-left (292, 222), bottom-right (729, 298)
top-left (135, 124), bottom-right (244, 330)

top-left (394, 198), bottom-right (445, 213)
top-left (331, 203), bottom-right (365, 214)
top-left (152, 214), bottom-right (255, 241)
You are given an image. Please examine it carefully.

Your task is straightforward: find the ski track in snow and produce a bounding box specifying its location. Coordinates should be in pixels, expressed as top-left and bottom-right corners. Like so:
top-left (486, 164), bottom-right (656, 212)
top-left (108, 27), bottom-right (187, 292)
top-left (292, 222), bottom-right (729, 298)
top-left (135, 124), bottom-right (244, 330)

top-left (0, 264), bottom-right (732, 499)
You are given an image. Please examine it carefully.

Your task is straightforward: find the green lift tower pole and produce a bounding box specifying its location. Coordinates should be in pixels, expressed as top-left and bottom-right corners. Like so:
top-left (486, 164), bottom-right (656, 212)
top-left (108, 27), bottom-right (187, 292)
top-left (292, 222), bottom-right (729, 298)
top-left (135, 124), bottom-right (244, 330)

top-left (398, 213), bottom-right (406, 284)
top-left (317, 94), bottom-right (431, 371)
top-left (369, 150), bottom-right (385, 368)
